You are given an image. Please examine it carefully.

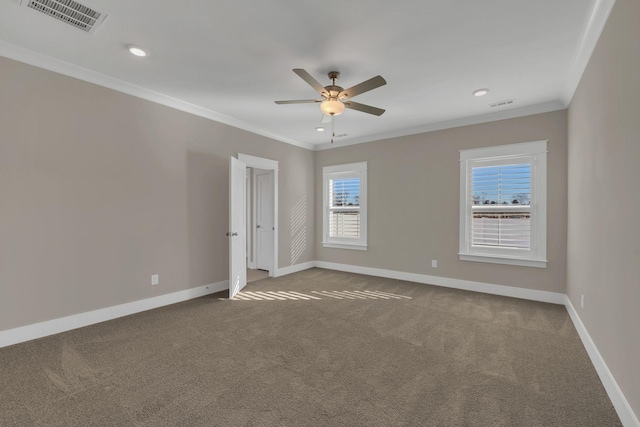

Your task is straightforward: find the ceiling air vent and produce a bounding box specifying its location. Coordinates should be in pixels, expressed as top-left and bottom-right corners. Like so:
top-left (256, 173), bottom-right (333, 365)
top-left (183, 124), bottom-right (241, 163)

top-left (490, 99), bottom-right (515, 108)
top-left (20, 0), bottom-right (107, 34)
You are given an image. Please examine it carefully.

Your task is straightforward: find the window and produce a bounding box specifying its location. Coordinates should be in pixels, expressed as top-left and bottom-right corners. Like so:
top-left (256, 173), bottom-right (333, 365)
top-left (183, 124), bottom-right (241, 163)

top-left (323, 162), bottom-right (367, 250)
top-left (459, 140), bottom-right (547, 268)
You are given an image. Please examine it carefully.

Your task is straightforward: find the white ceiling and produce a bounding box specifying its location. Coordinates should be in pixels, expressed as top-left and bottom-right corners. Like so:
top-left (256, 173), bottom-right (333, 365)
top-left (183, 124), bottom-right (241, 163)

top-left (0, 0), bottom-right (614, 150)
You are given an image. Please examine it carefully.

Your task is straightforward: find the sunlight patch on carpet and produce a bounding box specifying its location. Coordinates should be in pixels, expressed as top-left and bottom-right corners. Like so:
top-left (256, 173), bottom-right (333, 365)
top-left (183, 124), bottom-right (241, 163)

top-left (219, 290), bottom-right (411, 301)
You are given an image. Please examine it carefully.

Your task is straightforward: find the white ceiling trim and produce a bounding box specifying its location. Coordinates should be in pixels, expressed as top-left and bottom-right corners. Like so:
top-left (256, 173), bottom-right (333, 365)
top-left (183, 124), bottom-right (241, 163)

top-left (0, 40), bottom-right (314, 151)
top-left (315, 101), bottom-right (566, 151)
top-left (560, 0), bottom-right (616, 106)
top-left (0, 0), bottom-right (615, 153)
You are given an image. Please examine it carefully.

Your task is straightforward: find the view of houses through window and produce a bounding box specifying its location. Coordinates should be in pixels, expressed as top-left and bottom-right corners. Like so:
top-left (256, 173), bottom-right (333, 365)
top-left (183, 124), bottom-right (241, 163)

top-left (471, 163), bottom-right (531, 249)
top-left (329, 177), bottom-right (361, 238)
top-left (323, 161), bottom-right (367, 250)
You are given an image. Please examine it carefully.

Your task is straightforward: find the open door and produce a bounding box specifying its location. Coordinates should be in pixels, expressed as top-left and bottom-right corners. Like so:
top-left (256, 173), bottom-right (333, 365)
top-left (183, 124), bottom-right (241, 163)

top-left (229, 156), bottom-right (247, 298)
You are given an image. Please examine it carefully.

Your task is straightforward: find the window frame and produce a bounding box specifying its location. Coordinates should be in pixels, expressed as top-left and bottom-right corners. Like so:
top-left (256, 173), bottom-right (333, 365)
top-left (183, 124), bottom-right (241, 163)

top-left (322, 162), bottom-right (368, 251)
top-left (459, 140), bottom-right (547, 268)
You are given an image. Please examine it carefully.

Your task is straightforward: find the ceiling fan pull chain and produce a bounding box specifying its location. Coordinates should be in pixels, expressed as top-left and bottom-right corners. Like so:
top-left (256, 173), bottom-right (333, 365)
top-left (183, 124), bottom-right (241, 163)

top-left (331, 115), bottom-right (335, 143)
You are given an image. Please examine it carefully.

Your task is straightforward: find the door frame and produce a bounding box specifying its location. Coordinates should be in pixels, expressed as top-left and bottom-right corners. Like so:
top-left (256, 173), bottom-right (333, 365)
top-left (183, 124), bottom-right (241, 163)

top-left (238, 153), bottom-right (278, 277)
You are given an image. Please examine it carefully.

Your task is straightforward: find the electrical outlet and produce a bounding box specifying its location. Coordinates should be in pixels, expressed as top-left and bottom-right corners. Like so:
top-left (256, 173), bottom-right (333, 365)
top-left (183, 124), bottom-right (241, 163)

top-left (431, 260), bottom-right (437, 268)
top-left (581, 294), bottom-right (584, 309)
top-left (151, 274), bottom-right (159, 286)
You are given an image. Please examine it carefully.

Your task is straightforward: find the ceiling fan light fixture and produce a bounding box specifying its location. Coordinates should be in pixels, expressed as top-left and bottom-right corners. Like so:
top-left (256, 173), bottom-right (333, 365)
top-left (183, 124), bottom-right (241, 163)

top-left (320, 99), bottom-right (345, 116)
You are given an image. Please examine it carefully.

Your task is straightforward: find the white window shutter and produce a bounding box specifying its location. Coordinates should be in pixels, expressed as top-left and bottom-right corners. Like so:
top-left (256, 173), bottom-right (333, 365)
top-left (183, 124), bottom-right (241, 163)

top-left (459, 141), bottom-right (547, 268)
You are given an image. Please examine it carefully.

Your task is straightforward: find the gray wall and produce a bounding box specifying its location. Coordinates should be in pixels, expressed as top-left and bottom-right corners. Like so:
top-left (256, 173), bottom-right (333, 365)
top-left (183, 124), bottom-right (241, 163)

top-left (3, 6), bottom-right (638, 416)
top-left (315, 111), bottom-right (568, 293)
top-left (567, 0), bottom-right (640, 417)
top-left (0, 56), bottom-right (315, 331)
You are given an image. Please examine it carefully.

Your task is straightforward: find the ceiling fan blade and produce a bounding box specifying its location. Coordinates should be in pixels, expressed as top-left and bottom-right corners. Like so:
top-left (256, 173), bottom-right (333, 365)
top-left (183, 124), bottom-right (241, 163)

top-left (275, 99), bottom-right (322, 104)
top-left (293, 69), bottom-right (328, 96)
top-left (321, 114), bottom-right (333, 124)
top-left (344, 101), bottom-right (385, 116)
top-left (339, 75), bottom-right (386, 100)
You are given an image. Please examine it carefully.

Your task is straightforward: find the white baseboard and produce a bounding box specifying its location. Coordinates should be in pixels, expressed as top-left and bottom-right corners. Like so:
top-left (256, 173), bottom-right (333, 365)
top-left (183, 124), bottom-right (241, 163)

top-left (0, 280), bottom-right (228, 349)
top-left (565, 296), bottom-right (640, 427)
top-left (275, 261), bottom-right (315, 278)
top-left (314, 261), bottom-right (565, 304)
top-left (1, 264), bottom-right (334, 348)
top-left (2, 263), bottom-right (636, 426)
top-left (0, 261), bottom-right (560, 349)
top-left (315, 261), bottom-right (637, 425)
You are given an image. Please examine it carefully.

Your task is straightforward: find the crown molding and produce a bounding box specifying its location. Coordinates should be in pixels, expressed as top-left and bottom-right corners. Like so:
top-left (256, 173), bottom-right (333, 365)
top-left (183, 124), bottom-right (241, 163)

top-left (314, 101), bottom-right (566, 151)
top-left (560, 0), bottom-right (616, 106)
top-left (1, 0), bottom-right (615, 155)
top-left (0, 40), bottom-right (315, 151)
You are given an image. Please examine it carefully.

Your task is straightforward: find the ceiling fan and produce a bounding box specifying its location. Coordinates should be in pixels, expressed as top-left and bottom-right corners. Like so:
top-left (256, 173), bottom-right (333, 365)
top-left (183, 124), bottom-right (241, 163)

top-left (275, 69), bottom-right (387, 142)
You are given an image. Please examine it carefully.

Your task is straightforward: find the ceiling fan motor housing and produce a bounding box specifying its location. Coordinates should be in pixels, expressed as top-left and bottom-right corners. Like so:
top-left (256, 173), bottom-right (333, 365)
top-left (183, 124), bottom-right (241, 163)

top-left (324, 85), bottom-right (344, 99)
top-left (325, 71), bottom-right (343, 99)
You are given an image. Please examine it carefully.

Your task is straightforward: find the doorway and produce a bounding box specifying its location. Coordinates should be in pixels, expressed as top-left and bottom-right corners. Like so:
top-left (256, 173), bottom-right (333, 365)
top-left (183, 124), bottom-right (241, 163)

top-left (246, 166), bottom-right (274, 282)
top-left (237, 154), bottom-right (278, 281)
top-left (247, 268), bottom-right (269, 283)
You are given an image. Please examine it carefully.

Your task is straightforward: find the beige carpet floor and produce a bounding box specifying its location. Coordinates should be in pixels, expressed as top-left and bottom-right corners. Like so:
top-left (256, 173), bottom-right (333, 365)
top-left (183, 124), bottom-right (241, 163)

top-left (0, 268), bottom-right (621, 426)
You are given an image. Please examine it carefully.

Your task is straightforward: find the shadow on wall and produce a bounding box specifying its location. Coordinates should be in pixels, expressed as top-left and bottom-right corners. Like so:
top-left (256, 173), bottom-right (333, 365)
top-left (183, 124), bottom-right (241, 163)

top-left (187, 150), bottom-right (228, 287)
top-left (291, 194), bottom-right (307, 265)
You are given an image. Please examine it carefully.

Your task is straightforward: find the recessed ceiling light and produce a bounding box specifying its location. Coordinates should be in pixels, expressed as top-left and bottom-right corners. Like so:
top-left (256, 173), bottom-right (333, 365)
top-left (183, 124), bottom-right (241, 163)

top-left (316, 127), bottom-right (325, 132)
top-left (473, 88), bottom-right (489, 97)
top-left (127, 45), bottom-right (148, 57)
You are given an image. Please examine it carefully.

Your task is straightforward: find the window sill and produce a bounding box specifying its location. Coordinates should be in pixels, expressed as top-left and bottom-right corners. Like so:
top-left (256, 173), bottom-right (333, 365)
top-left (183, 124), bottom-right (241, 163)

top-left (459, 253), bottom-right (547, 268)
top-left (322, 242), bottom-right (368, 251)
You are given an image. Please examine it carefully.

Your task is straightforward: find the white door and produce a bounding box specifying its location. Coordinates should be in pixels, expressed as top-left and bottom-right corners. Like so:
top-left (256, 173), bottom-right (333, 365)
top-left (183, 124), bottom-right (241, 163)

top-left (229, 156), bottom-right (247, 298)
top-left (256, 172), bottom-right (273, 271)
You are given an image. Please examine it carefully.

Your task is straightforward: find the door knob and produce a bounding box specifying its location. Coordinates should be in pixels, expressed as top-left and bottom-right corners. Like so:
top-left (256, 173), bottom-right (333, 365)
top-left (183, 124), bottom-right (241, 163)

top-left (226, 232), bottom-right (238, 237)
top-left (256, 225), bottom-right (261, 228)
